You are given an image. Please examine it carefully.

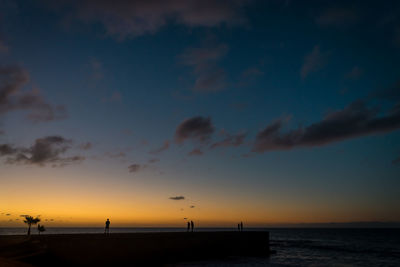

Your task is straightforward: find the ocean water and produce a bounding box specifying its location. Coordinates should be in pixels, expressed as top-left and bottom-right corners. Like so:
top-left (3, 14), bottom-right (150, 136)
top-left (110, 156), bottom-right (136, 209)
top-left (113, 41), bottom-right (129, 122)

top-left (1, 228), bottom-right (399, 266)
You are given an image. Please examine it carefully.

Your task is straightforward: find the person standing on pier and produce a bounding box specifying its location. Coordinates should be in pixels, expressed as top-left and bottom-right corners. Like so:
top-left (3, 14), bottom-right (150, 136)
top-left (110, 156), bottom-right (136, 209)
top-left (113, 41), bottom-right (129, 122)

top-left (187, 221), bottom-right (190, 232)
top-left (190, 220), bottom-right (194, 232)
top-left (240, 221), bottom-right (243, 232)
top-left (105, 218), bottom-right (110, 235)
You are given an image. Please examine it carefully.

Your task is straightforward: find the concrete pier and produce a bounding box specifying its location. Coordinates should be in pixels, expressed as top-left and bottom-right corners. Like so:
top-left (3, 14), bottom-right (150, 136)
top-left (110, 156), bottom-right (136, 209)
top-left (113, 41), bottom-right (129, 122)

top-left (0, 231), bottom-right (271, 266)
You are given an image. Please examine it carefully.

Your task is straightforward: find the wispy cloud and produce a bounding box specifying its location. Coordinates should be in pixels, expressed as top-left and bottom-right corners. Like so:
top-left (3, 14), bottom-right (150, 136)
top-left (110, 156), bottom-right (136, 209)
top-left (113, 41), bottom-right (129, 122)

top-left (188, 148), bottom-right (203, 156)
top-left (55, 0), bottom-right (248, 40)
top-left (300, 45), bottom-right (328, 79)
top-left (149, 140), bottom-right (170, 154)
top-left (180, 43), bottom-right (228, 92)
top-left (211, 131), bottom-right (246, 149)
top-left (128, 163), bottom-right (143, 173)
top-left (79, 142), bottom-right (92, 150)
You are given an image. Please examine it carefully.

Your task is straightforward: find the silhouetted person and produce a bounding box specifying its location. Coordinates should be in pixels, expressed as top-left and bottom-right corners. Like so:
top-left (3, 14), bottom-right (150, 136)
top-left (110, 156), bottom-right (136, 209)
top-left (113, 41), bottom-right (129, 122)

top-left (105, 218), bottom-right (110, 235)
top-left (190, 220), bottom-right (194, 232)
top-left (187, 222), bottom-right (190, 232)
top-left (240, 221), bottom-right (243, 232)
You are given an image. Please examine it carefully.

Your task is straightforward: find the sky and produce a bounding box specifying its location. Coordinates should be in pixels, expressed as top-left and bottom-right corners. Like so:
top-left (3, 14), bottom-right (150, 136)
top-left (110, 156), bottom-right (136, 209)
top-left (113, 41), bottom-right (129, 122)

top-left (0, 0), bottom-right (399, 227)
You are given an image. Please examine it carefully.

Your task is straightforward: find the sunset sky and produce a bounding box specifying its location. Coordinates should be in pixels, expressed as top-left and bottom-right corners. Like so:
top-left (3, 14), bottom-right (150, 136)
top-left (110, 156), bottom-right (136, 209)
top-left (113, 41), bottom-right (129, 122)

top-left (1, 0), bottom-right (399, 227)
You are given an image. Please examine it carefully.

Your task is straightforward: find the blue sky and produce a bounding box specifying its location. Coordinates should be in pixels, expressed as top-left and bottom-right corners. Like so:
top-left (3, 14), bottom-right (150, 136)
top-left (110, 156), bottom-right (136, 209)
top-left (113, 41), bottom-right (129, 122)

top-left (0, 0), bottom-right (399, 226)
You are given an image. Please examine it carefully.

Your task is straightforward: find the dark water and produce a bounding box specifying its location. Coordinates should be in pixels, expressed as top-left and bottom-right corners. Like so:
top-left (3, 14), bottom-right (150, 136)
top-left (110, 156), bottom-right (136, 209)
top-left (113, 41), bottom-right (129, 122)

top-left (1, 228), bottom-right (399, 266)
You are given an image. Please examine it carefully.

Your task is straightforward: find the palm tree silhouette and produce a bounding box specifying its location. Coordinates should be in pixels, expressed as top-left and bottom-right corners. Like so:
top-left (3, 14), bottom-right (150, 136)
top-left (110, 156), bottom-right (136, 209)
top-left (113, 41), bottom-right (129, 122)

top-left (21, 215), bottom-right (40, 235)
top-left (37, 224), bottom-right (46, 235)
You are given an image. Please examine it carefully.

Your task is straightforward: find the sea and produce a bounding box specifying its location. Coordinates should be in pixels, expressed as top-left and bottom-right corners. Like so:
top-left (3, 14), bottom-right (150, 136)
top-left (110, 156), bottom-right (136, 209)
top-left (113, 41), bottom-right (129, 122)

top-left (1, 227), bottom-right (399, 266)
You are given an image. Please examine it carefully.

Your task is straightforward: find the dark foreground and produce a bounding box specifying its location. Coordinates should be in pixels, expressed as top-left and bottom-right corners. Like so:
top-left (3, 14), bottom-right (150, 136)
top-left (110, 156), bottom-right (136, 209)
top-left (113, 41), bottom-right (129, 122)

top-left (0, 232), bottom-right (271, 266)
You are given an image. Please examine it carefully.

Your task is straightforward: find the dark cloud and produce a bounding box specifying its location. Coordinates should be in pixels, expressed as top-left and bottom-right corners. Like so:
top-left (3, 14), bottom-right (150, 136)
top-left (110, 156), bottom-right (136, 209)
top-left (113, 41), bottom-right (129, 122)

top-left (0, 144), bottom-right (16, 156)
top-left (149, 140), bottom-right (170, 154)
top-left (128, 163), bottom-right (144, 173)
top-left (181, 43), bottom-right (228, 92)
top-left (211, 131), bottom-right (246, 149)
top-left (0, 65), bottom-right (67, 122)
top-left (175, 116), bottom-right (214, 144)
top-left (55, 0), bottom-right (247, 40)
top-left (169, 196), bottom-right (185, 200)
top-left (0, 136), bottom-right (84, 166)
top-left (253, 100), bottom-right (400, 153)
top-left (190, 205), bottom-right (195, 208)
top-left (393, 157), bottom-right (400, 165)
top-left (300, 45), bottom-right (328, 79)
top-left (188, 148), bottom-right (203, 156)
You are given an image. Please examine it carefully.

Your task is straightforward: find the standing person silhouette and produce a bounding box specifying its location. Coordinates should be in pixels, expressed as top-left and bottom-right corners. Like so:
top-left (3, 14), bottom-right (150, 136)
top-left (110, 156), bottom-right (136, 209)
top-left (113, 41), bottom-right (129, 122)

top-left (190, 220), bottom-right (194, 232)
top-left (240, 221), bottom-right (243, 232)
top-left (105, 218), bottom-right (110, 235)
top-left (187, 221), bottom-right (190, 232)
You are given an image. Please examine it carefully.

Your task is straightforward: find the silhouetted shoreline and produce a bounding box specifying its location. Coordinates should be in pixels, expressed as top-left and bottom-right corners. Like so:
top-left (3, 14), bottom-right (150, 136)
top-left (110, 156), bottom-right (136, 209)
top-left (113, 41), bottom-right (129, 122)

top-left (0, 231), bottom-right (271, 266)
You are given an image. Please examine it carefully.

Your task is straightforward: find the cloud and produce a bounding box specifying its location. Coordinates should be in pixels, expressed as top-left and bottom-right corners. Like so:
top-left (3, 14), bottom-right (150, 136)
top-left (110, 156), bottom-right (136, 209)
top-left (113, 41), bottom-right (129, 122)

top-left (175, 116), bottom-right (214, 144)
top-left (188, 148), bottom-right (203, 156)
top-left (0, 136), bottom-right (84, 166)
top-left (128, 163), bottom-right (144, 173)
top-left (300, 45), bottom-right (327, 79)
top-left (211, 131), bottom-right (246, 149)
top-left (180, 43), bottom-right (228, 92)
top-left (0, 144), bottom-right (16, 156)
top-left (253, 100), bottom-right (400, 153)
top-left (0, 65), bottom-right (67, 122)
top-left (149, 140), bottom-right (170, 154)
top-left (169, 196), bottom-right (185, 200)
top-left (55, 0), bottom-right (247, 40)
top-left (190, 205), bottom-right (195, 208)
